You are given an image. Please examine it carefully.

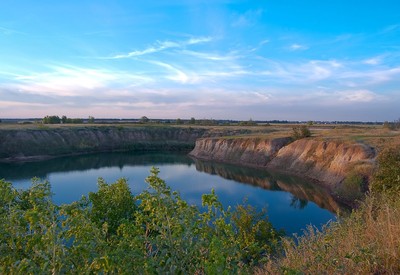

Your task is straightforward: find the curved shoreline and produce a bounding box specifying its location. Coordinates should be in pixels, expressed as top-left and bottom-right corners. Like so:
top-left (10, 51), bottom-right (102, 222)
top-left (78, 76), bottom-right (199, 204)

top-left (0, 126), bottom-right (377, 206)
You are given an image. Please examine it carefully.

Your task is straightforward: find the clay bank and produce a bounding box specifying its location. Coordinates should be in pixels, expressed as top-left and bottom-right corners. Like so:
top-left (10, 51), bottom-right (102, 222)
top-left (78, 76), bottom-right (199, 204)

top-left (189, 136), bottom-right (376, 196)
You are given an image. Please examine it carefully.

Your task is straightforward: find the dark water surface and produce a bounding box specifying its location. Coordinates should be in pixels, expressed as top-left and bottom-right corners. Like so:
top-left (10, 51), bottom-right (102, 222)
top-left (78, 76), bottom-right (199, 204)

top-left (0, 151), bottom-right (344, 235)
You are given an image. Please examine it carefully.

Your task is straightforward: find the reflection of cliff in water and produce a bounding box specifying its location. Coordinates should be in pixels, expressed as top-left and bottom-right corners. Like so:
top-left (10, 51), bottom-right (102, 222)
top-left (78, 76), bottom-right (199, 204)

top-left (0, 152), bottom-right (194, 181)
top-left (192, 158), bottom-right (347, 213)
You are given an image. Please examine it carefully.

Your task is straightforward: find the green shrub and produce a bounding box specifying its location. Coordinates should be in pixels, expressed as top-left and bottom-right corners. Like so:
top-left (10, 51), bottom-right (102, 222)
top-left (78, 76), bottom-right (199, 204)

top-left (292, 125), bottom-right (311, 140)
top-left (335, 172), bottom-right (365, 201)
top-left (371, 147), bottom-right (400, 195)
top-left (0, 168), bottom-right (283, 273)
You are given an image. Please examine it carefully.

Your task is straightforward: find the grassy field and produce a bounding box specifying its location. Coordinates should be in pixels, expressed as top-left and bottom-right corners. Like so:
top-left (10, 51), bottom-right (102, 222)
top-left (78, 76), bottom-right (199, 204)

top-left (2, 121), bottom-right (399, 148)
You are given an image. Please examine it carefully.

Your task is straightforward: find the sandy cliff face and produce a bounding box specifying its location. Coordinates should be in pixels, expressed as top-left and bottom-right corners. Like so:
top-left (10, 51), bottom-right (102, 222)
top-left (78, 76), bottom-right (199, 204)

top-left (190, 137), bottom-right (376, 187)
top-left (189, 137), bottom-right (292, 167)
top-left (267, 139), bottom-right (376, 187)
top-left (0, 127), bottom-right (208, 160)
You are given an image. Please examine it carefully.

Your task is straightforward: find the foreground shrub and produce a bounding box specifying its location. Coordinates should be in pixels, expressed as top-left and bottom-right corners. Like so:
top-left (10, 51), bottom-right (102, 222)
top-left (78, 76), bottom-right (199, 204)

top-left (260, 194), bottom-right (400, 274)
top-left (371, 146), bottom-right (400, 195)
top-left (0, 168), bottom-right (282, 274)
top-left (334, 171), bottom-right (365, 202)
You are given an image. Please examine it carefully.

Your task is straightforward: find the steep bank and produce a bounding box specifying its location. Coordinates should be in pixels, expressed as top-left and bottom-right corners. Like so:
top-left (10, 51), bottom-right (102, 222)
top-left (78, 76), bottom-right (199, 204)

top-left (267, 139), bottom-right (376, 189)
top-left (0, 126), bottom-right (250, 161)
top-left (189, 137), bottom-right (376, 188)
top-left (189, 137), bottom-right (292, 166)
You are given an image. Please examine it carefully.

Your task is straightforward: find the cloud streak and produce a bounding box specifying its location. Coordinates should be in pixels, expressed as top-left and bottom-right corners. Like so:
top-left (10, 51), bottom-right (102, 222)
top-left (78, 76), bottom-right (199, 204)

top-left (289, 44), bottom-right (309, 51)
top-left (111, 36), bottom-right (213, 59)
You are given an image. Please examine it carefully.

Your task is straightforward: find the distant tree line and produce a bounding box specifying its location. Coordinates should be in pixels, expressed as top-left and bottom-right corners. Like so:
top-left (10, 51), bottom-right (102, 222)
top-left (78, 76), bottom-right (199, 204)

top-left (383, 118), bottom-right (400, 130)
top-left (42, 115), bottom-right (94, 124)
top-left (239, 118), bottom-right (257, 126)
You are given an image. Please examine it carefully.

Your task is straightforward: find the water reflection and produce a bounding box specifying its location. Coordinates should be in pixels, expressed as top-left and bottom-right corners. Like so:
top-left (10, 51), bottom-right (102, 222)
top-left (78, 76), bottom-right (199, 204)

top-left (191, 158), bottom-right (345, 213)
top-left (0, 151), bottom-right (193, 181)
top-left (0, 151), bottom-right (344, 235)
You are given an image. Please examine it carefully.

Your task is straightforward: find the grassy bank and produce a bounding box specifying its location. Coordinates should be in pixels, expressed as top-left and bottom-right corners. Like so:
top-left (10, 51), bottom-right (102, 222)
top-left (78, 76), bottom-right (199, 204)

top-left (260, 195), bottom-right (400, 274)
top-left (260, 144), bottom-right (400, 274)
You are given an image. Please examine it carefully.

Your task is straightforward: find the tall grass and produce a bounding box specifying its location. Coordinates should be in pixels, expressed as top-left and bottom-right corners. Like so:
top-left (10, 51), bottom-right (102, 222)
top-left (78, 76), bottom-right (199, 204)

top-left (260, 194), bottom-right (400, 274)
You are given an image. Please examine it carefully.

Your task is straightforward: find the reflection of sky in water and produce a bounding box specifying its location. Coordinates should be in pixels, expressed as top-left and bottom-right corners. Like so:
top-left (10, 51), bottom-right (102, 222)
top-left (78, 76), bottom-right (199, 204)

top-left (5, 154), bottom-right (336, 236)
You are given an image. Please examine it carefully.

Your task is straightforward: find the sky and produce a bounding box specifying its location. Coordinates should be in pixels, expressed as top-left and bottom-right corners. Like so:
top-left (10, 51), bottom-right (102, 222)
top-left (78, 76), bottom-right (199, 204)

top-left (1, 0), bottom-right (400, 121)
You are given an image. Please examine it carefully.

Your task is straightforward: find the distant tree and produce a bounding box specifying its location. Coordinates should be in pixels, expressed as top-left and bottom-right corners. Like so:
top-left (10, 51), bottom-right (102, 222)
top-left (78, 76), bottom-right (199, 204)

top-left (307, 121), bottom-right (314, 126)
top-left (61, 115), bottom-right (67, 124)
top-left (190, 117), bottom-right (196, 125)
top-left (395, 118), bottom-right (400, 130)
top-left (71, 118), bottom-right (83, 124)
top-left (239, 118), bottom-right (257, 126)
top-left (140, 116), bottom-right (149, 123)
top-left (383, 119), bottom-right (400, 130)
top-left (43, 115), bottom-right (61, 124)
top-left (199, 119), bottom-right (217, 126)
top-left (383, 121), bottom-right (393, 130)
top-left (176, 118), bottom-right (183, 125)
top-left (0, 119), bottom-right (2, 123)
top-left (88, 116), bottom-right (95, 123)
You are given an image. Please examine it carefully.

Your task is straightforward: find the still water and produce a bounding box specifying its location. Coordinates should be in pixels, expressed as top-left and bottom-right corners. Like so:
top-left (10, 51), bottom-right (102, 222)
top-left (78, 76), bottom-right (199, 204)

top-left (0, 151), bottom-right (344, 236)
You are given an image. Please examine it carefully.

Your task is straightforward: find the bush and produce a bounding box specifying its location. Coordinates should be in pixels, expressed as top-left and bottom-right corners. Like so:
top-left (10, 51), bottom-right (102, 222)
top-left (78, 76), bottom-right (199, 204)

top-left (0, 168), bottom-right (283, 273)
top-left (292, 125), bottom-right (311, 140)
top-left (371, 147), bottom-right (400, 195)
top-left (335, 172), bottom-right (365, 202)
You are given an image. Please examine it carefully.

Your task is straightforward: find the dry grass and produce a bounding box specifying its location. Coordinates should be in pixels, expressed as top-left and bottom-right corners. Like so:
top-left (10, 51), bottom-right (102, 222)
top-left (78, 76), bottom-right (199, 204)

top-left (259, 194), bottom-right (400, 274)
top-left (1, 122), bottom-right (400, 147)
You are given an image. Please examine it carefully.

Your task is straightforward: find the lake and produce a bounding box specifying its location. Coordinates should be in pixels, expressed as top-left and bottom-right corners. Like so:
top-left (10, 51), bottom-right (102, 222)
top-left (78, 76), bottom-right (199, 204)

top-left (0, 151), bottom-right (344, 236)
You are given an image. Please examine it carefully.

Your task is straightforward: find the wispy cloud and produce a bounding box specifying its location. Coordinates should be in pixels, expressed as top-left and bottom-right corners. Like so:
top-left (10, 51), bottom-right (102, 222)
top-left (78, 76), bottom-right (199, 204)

top-left (180, 50), bottom-right (239, 61)
top-left (110, 36), bottom-right (213, 59)
top-left (288, 43), bottom-right (309, 51)
top-left (381, 24), bottom-right (400, 34)
top-left (260, 59), bottom-right (341, 83)
top-left (0, 26), bottom-right (24, 35)
top-left (0, 100), bottom-right (48, 108)
top-left (340, 66), bottom-right (400, 85)
top-left (337, 89), bottom-right (384, 103)
top-left (8, 65), bottom-right (154, 96)
top-left (363, 56), bottom-right (383, 65)
top-left (231, 9), bottom-right (263, 27)
top-left (149, 61), bottom-right (190, 84)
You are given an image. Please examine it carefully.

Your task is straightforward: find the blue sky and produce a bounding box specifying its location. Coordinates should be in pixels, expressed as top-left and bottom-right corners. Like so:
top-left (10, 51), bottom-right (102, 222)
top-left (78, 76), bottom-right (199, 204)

top-left (1, 0), bottom-right (399, 121)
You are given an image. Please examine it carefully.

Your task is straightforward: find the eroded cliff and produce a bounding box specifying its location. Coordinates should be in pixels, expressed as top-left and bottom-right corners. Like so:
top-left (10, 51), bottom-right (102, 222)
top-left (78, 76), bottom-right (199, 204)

top-left (267, 139), bottom-right (376, 188)
top-left (189, 137), bottom-right (292, 166)
top-left (0, 126), bottom-right (250, 161)
top-left (189, 137), bottom-right (376, 188)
